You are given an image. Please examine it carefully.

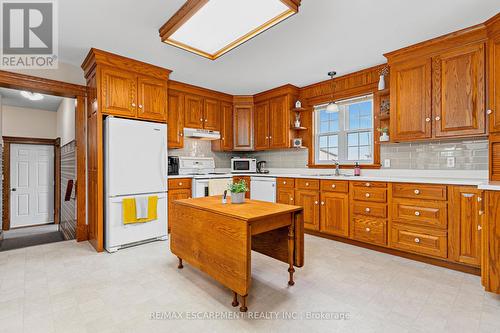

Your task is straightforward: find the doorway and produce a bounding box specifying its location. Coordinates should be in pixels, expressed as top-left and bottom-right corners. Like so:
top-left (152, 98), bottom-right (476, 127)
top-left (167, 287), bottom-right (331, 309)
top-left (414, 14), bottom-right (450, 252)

top-left (10, 143), bottom-right (55, 228)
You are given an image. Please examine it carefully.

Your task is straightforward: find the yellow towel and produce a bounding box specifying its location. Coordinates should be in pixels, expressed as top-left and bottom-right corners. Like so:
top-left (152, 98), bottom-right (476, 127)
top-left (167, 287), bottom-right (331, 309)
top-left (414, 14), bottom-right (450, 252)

top-left (122, 196), bottom-right (158, 224)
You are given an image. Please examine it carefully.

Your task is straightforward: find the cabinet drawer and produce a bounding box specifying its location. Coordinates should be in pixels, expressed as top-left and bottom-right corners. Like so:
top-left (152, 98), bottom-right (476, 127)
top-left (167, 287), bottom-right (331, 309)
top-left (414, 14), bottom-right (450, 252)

top-left (392, 183), bottom-right (447, 201)
top-left (296, 179), bottom-right (320, 190)
top-left (321, 180), bottom-right (349, 193)
top-left (351, 181), bottom-right (387, 188)
top-left (168, 178), bottom-right (192, 190)
top-left (352, 187), bottom-right (387, 203)
top-left (390, 224), bottom-right (447, 259)
top-left (352, 202), bottom-right (387, 218)
top-left (277, 178), bottom-right (295, 188)
top-left (392, 199), bottom-right (447, 229)
top-left (352, 217), bottom-right (387, 246)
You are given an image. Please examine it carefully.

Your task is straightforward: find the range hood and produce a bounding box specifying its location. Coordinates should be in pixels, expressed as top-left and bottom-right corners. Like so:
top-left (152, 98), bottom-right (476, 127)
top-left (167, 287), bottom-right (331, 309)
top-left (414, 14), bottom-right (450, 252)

top-left (183, 128), bottom-right (221, 140)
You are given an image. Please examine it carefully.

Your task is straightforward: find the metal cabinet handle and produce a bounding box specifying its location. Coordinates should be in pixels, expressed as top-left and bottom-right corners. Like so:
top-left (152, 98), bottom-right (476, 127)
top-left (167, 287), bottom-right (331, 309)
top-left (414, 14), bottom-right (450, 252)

top-left (477, 197), bottom-right (482, 202)
top-left (415, 211), bottom-right (421, 216)
top-left (425, 118), bottom-right (431, 122)
top-left (365, 193), bottom-right (370, 198)
top-left (132, 103), bottom-right (136, 107)
top-left (478, 225), bottom-right (483, 231)
top-left (365, 183), bottom-right (371, 187)
top-left (435, 116), bottom-right (441, 121)
top-left (414, 238), bottom-right (421, 243)
top-left (200, 118), bottom-right (203, 122)
top-left (321, 201), bottom-right (325, 205)
top-left (479, 210), bottom-right (484, 216)
top-left (306, 183), bottom-right (309, 186)
top-left (180, 132), bottom-right (183, 137)
top-left (331, 184), bottom-right (336, 189)
top-left (139, 104), bottom-right (143, 109)
top-left (290, 198), bottom-right (294, 202)
top-left (179, 182), bottom-right (183, 186)
top-left (487, 109), bottom-right (493, 115)
top-left (414, 189), bottom-right (420, 195)
top-left (365, 228), bottom-right (371, 232)
top-left (283, 181), bottom-right (287, 185)
top-left (365, 208), bottom-right (371, 213)
top-left (314, 201), bottom-right (318, 205)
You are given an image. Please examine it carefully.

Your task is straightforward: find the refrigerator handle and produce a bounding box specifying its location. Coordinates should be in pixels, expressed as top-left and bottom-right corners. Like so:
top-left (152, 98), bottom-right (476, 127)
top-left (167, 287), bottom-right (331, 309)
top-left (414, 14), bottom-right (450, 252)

top-left (162, 137), bottom-right (167, 187)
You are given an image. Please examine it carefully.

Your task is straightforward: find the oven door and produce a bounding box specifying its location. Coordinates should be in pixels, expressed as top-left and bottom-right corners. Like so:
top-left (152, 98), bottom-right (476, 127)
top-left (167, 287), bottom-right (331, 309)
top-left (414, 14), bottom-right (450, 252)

top-left (193, 179), bottom-right (209, 198)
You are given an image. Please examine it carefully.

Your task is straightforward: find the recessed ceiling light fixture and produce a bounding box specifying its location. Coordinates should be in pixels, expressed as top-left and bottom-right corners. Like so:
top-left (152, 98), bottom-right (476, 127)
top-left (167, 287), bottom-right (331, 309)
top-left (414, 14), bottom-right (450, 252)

top-left (159, 0), bottom-right (301, 60)
top-left (20, 91), bottom-right (44, 101)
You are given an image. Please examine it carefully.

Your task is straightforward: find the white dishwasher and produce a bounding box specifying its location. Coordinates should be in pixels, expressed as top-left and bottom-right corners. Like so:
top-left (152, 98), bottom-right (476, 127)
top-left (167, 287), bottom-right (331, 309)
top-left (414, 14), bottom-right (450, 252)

top-left (250, 177), bottom-right (276, 203)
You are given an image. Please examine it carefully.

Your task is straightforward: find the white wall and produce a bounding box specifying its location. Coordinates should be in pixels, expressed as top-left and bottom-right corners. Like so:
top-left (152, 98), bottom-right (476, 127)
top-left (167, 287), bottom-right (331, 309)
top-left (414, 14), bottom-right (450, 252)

top-left (56, 98), bottom-right (76, 146)
top-left (2, 105), bottom-right (57, 139)
top-left (5, 62), bottom-right (85, 86)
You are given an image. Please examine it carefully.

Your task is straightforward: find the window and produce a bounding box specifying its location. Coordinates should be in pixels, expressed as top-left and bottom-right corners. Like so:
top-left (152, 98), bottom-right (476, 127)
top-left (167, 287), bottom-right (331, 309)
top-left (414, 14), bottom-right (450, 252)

top-left (314, 95), bottom-right (374, 165)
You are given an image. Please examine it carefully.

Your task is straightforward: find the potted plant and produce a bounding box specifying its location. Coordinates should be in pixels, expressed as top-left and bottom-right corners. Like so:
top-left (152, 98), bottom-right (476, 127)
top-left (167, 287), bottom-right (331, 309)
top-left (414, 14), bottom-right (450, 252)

top-left (228, 180), bottom-right (249, 204)
top-left (378, 127), bottom-right (390, 142)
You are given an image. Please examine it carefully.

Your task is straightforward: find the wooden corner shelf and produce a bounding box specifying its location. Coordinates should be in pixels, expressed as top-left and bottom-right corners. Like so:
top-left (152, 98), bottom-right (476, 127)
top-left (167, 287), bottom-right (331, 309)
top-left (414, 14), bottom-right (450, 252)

top-left (292, 126), bottom-right (308, 130)
top-left (375, 88), bottom-right (390, 96)
top-left (291, 107), bottom-right (307, 112)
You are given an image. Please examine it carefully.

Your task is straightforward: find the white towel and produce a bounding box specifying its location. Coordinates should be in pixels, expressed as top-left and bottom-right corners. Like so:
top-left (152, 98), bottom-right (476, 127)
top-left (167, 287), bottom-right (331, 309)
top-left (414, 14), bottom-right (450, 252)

top-left (209, 179), bottom-right (232, 196)
top-left (135, 196), bottom-right (149, 219)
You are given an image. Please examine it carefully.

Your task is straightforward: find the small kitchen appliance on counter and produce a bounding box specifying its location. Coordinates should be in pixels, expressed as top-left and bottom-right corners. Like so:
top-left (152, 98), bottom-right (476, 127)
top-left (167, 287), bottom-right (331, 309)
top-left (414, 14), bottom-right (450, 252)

top-left (168, 156), bottom-right (179, 175)
top-left (257, 161), bottom-right (269, 174)
top-left (231, 158), bottom-right (257, 173)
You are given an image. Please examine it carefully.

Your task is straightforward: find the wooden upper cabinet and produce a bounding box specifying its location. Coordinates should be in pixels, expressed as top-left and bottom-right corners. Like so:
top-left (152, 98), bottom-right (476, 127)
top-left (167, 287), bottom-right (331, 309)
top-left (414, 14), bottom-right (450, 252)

top-left (488, 33), bottom-right (500, 133)
top-left (137, 75), bottom-right (167, 122)
top-left (221, 102), bottom-right (233, 151)
top-left (320, 192), bottom-right (349, 237)
top-left (269, 95), bottom-right (289, 149)
top-left (167, 90), bottom-right (184, 149)
top-left (101, 67), bottom-right (137, 117)
top-left (254, 102), bottom-right (270, 150)
top-left (432, 43), bottom-right (485, 138)
top-left (390, 58), bottom-right (432, 142)
top-left (233, 102), bottom-right (254, 151)
top-left (203, 98), bottom-right (220, 131)
top-left (184, 94), bottom-right (204, 129)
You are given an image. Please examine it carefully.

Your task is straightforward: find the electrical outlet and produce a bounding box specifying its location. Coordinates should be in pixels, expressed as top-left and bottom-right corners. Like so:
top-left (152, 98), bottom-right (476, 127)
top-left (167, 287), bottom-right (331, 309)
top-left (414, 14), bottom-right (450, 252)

top-left (384, 159), bottom-right (391, 168)
top-left (447, 157), bottom-right (455, 168)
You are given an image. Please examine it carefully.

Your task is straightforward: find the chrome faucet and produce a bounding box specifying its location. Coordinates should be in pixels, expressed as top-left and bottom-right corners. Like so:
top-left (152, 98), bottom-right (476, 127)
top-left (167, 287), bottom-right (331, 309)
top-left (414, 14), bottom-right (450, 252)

top-left (335, 162), bottom-right (341, 176)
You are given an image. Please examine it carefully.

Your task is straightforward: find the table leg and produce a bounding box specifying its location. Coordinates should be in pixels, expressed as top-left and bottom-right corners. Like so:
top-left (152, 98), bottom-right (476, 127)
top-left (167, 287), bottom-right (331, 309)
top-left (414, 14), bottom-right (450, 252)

top-left (239, 295), bottom-right (248, 312)
top-left (232, 291), bottom-right (239, 307)
top-left (177, 257), bottom-right (183, 269)
top-left (288, 222), bottom-right (295, 286)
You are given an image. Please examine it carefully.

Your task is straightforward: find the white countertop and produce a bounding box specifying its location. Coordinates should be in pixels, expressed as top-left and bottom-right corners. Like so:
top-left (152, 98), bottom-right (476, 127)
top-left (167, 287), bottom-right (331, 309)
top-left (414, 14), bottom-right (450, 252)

top-left (169, 168), bottom-right (490, 187)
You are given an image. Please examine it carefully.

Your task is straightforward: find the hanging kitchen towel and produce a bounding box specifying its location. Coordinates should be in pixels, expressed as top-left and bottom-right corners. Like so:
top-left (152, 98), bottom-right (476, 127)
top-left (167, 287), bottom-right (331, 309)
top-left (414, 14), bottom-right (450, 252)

top-left (122, 196), bottom-right (158, 224)
top-left (209, 179), bottom-right (231, 196)
top-left (135, 196), bottom-right (149, 219)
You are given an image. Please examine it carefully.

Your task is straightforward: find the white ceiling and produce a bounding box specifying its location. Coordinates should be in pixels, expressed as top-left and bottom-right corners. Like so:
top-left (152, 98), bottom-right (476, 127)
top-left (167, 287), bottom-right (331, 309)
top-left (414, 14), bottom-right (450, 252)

top-left (0, 87), bottom-right (64, 111)
top-left (59, 0), bottom-right (500, 95)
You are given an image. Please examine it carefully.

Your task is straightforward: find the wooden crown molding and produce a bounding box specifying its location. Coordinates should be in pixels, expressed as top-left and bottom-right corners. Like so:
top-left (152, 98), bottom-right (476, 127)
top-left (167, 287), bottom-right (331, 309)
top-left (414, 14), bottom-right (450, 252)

top-left (384, 23), bottom-right (487, 63)
top-left (168, 80), bottom-right (233, 103)
top-left (159, 0), bottom-right (301, 60)
top-left (254, 84), bottom-right (299, 103)
top-left (0, 70), bottom-right (86, 98)
top-left (81, 48), bottom-right (172, 79)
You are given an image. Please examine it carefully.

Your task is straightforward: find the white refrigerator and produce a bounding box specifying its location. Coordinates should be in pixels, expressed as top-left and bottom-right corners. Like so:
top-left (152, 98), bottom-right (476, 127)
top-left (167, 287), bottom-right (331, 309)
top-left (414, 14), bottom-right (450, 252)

top-left (104, 117), bottom-right (168, 252)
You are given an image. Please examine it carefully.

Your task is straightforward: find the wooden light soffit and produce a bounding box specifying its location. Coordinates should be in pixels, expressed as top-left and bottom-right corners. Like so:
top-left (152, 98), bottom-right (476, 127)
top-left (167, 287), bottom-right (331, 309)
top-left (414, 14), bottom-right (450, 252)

top-left (159, 0), bottom-right (301, 60)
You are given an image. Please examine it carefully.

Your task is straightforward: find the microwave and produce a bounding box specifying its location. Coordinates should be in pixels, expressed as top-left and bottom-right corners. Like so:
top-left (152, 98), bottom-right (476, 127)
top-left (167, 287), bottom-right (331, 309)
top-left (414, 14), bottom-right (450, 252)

top-left (231, 158), bottom-right (257, 173)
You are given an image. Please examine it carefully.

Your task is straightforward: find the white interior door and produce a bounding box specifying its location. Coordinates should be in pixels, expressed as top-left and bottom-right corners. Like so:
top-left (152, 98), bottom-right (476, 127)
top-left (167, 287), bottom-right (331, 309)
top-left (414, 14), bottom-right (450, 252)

top-left (10, 144), bottom-right (54, 228)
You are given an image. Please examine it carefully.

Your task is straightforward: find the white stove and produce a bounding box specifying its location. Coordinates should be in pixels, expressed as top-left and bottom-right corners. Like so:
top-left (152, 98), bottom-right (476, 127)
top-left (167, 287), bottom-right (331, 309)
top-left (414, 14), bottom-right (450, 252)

top-left (178, 157), bottom-right (232, 197)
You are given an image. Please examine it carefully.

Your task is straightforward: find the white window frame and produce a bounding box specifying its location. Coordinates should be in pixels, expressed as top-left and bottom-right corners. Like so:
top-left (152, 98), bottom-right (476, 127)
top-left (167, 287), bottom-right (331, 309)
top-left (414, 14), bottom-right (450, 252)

top-left (314, 94), bottom-right (374, 165)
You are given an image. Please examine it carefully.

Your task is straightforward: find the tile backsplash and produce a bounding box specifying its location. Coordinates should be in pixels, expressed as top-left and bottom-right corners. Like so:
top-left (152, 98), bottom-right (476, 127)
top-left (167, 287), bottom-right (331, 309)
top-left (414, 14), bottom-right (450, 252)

top-left (170, 138), bottom-right (488, 171)
top-left (380, 139), bottom-right (488, 170)
top-left (168, 138), bottom-right (234, 168)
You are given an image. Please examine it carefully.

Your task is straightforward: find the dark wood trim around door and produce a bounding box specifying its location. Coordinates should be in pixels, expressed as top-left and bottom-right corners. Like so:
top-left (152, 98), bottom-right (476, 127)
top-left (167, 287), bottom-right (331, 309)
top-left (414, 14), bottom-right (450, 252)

top-left (2, 137), bottom-right (60, 231)
top-left (0, 70), bottom-right (87, 241)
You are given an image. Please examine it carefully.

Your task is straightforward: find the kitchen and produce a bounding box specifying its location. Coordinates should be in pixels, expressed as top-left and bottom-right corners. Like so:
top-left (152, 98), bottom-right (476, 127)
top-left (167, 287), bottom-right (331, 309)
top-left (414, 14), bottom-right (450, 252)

top-left (1, 0), bottom-right (500, 332)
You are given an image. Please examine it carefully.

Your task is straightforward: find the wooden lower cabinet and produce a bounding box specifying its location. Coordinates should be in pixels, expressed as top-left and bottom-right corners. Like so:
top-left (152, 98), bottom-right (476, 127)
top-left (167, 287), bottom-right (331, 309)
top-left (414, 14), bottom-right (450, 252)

top-left (277, 187), bottom-right (294, 205)
top-left (352, 217), bottom-right (387, 246)
top-left (167, 178), bottom-right (192, 233)
top-left (295, 189), bottom-right (319, 231)
top-left (448, 187), bottom-right (483, 266)
top-left (390, 224), bottom-right (448, 259)
top-left (233, 176), bottom-right (251, 198)
top-left (483, 191), bottom-right (500, 293)
top-left (320, 192), bottom-right (349, 237)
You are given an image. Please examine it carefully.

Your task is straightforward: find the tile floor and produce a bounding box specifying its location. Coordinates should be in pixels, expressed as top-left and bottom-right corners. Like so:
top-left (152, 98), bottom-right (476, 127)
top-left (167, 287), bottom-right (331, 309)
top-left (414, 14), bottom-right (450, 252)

top-left (0, 235), bottom-right (499, 333)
